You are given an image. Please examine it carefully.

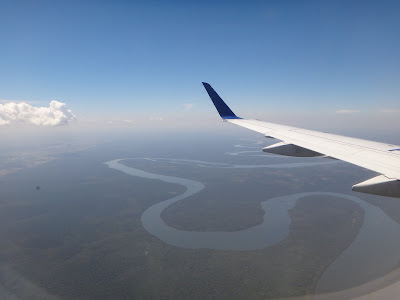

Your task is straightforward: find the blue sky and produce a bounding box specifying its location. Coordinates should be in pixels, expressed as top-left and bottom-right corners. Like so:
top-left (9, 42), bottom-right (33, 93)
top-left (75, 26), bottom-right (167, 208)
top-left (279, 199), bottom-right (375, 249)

top-left (1, 0), bottom-right (399, 128)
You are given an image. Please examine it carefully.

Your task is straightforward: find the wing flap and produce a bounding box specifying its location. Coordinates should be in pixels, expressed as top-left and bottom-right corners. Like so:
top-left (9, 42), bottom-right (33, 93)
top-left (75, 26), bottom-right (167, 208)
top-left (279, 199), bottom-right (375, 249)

top-left (352, 175), bottom-right (400, 198)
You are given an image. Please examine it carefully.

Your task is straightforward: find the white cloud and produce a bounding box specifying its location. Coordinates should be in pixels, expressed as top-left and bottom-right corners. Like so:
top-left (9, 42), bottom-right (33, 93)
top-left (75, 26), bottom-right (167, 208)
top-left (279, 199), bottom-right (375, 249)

top-left (336, 109), bottom-right (360, 114)
top-left (0, 100), bottom-right (76, 126)
top-left (149, 116), bottom-right (164, 121)
top-left (184, 103), bottom-right (194, 111)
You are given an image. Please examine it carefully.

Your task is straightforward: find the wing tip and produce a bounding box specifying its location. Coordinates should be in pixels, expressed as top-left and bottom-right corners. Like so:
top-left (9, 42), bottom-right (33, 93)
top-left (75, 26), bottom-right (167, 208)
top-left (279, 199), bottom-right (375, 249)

top-left (202, 82), bottom-right (241, 119)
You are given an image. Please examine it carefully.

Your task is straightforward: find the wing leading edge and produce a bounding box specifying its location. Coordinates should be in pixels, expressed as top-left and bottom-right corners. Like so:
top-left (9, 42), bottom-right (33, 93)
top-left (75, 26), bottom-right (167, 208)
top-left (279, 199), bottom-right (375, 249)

top-left (202, 82), bottom-right (400, 198)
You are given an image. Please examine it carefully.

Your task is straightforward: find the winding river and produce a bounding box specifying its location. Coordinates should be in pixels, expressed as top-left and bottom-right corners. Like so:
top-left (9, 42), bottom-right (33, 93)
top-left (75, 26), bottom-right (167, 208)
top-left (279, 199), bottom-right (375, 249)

top-left (104, 144), bottom-right (400, 294)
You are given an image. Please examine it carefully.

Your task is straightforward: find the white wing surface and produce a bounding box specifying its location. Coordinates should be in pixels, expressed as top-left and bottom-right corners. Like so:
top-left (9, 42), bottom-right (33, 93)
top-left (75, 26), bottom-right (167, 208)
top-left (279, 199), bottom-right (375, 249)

top-left (202, 82), bottom-right (400, 198)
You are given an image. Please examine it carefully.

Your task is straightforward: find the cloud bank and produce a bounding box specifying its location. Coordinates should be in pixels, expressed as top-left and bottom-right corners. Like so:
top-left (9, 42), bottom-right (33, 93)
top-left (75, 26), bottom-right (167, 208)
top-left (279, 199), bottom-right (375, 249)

top-left (0, 100), bottom-right (76, 126)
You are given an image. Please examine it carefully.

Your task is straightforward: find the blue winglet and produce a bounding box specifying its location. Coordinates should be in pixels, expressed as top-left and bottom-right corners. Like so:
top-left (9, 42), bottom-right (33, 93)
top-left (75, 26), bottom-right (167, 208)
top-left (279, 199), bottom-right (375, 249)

top-left (202, 82), bottom-right (241, 119)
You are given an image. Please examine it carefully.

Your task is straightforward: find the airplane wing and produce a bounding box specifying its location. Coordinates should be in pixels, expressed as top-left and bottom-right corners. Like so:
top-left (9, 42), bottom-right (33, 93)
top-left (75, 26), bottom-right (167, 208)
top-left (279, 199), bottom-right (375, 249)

top-left (202, 82), bottom-right (400, 198)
